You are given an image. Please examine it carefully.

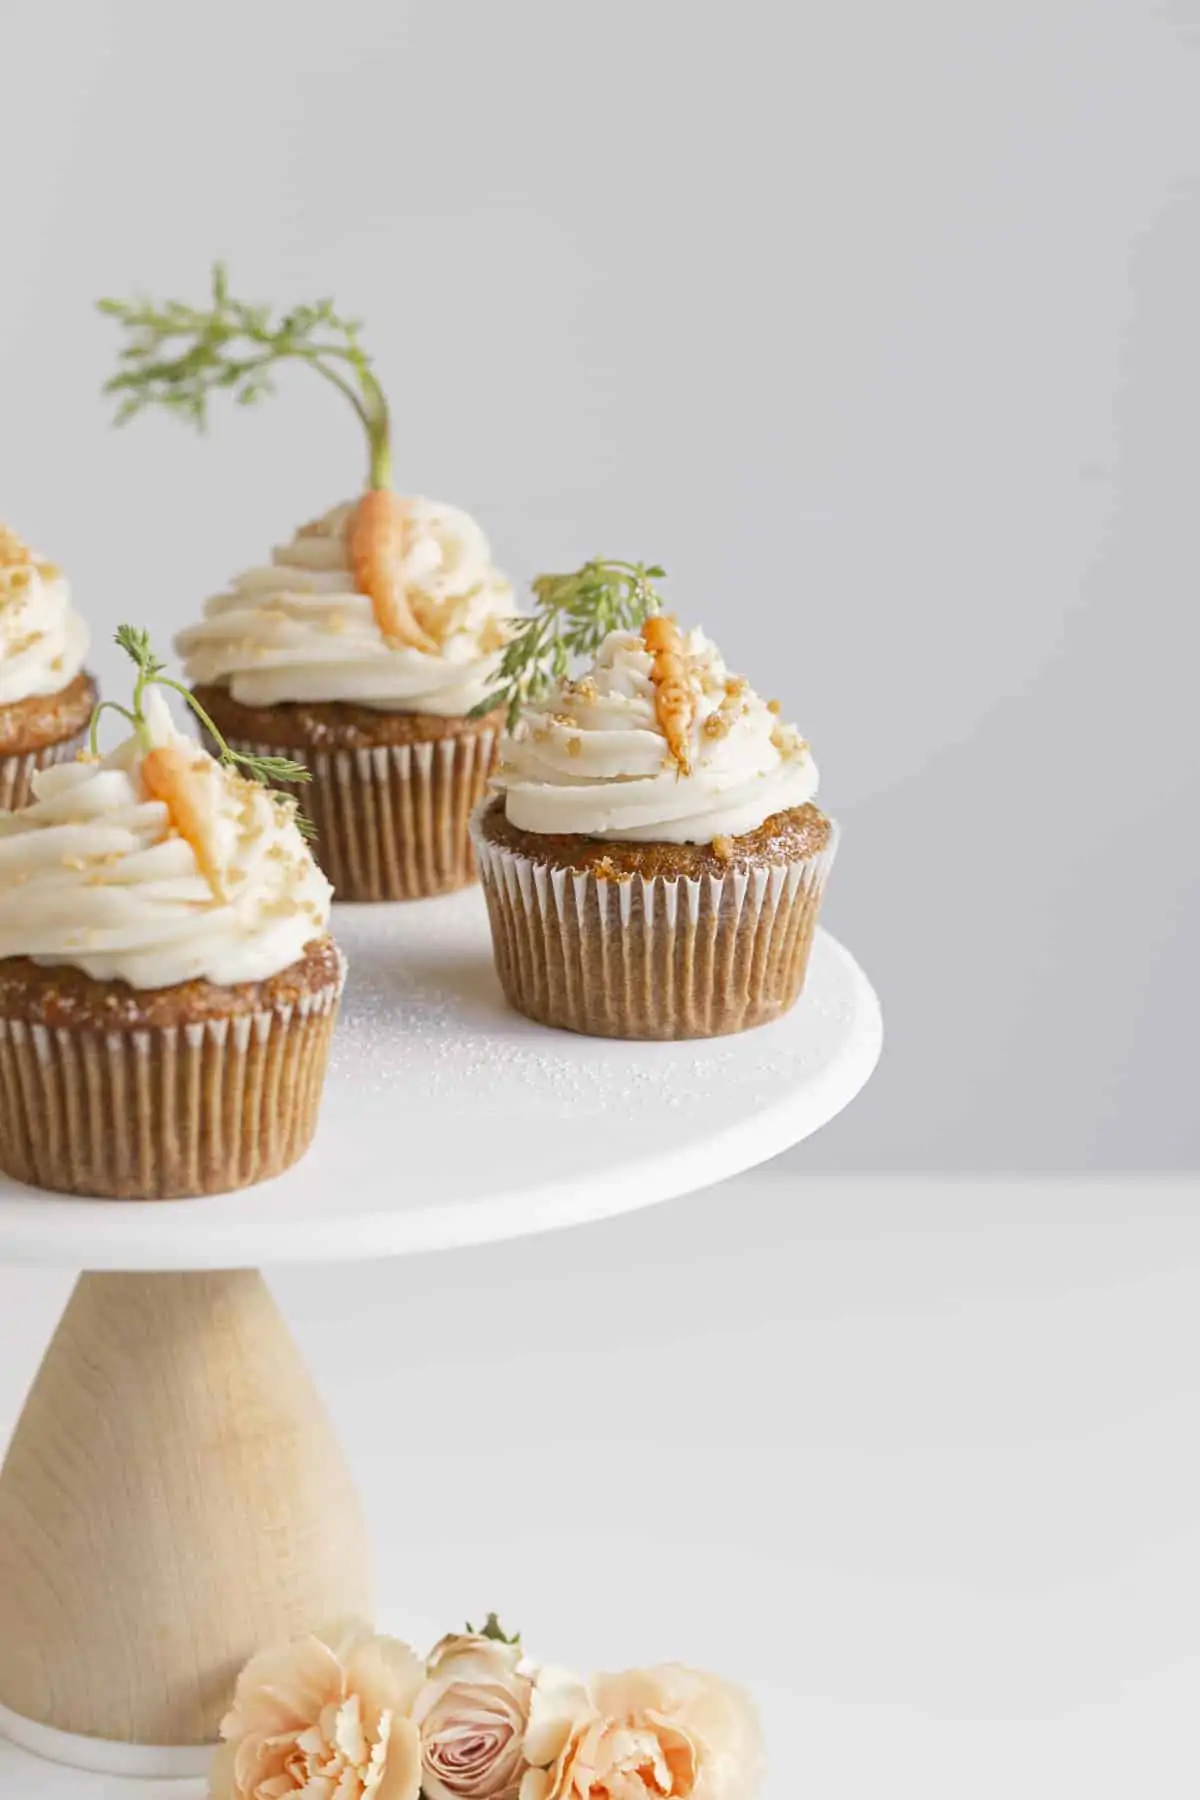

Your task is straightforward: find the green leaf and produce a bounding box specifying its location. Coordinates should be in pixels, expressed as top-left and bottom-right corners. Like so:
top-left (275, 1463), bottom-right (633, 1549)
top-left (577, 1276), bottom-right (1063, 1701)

top-left (474, 558), bottom-right (667, 730)
top-left (100, 631), bottom-right (319, 842)
top-left (114, 623), bottom-right (165, 679)
top-left (95, 268), bottom-right (391, 485)
top-left (466, 1613), bottom-right (521, 1646)
top-left (228, 750), bottom-right (313, 786)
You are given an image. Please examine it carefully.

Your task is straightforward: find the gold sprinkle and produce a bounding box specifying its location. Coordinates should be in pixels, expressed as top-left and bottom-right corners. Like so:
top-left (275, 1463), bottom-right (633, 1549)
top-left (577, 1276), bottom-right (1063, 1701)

top-left (567, 736), bottom-right (582, 759)
top-left (767, 699), bottom-right (781, 715)
top-left (0, 526), bottom-right (33, 568)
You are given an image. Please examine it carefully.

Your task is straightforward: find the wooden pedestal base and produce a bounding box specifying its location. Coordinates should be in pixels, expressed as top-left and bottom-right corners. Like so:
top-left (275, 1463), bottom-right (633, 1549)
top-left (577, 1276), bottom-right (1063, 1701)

top-left (0, 1270), bottom-right (372, 1770)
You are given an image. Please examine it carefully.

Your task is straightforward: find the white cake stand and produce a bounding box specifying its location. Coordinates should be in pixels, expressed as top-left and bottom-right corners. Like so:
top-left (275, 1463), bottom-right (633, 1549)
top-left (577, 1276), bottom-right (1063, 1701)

top-left (0, 890), bottom-right (881, 1796)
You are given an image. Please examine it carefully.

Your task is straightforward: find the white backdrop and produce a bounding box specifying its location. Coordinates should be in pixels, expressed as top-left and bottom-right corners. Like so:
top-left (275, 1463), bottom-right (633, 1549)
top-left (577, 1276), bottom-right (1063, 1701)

top-left (1, 0), bottom-right (1196, 1171)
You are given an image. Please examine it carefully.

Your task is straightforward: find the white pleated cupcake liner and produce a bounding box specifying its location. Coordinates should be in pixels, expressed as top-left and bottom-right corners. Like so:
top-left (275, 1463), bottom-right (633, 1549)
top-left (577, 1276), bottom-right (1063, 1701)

top-left (0, 956), bottom-right (345, 1200)
top-left (471, 815), bottom-right (838, 1040)
top-left (221, 730), bottom-right (498, 902)
top-left (0, 726), bottom-right (91, 812)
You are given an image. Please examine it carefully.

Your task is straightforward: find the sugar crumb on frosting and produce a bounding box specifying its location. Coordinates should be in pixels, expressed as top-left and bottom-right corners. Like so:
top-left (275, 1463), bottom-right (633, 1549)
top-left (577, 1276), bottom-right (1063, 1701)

top-left (493, 622), bottom-right (818, 847)
top-left (0, 689), bottom-right (332, 989)
top-left (0, 523), bottom-right (89, 707)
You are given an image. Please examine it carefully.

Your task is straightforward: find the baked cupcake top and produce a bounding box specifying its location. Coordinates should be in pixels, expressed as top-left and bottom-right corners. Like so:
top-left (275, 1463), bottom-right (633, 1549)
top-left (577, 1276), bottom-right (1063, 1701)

top-left (0, 525), bottom-right (89, 707)
top-left (0, 633), bottom-right (331, 989)
top-left (493, 618), bottom-right (817, 844)
top-left (175, 498), bottom-right (513, 716)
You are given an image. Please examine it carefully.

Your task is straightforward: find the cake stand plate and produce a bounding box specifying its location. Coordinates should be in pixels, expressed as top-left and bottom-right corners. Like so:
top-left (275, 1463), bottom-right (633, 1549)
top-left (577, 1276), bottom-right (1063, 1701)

top-left (0, 892), bottom-right (880, 1787)
top-left (0, 890), bottom-right (882, 1269)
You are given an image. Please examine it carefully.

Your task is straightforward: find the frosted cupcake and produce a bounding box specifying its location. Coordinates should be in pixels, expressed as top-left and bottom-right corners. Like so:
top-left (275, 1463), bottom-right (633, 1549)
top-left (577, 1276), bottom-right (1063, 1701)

top-left (99, 266), bottom-right (512, 900)
top-left (0, 629), bottom-right (341, 1199)
top-left (0, 524), bottom-right (96, 810)
top-left (471, 561), bottom-right (836, 1040)
top-left (175, 495), bottom-right (511, 900)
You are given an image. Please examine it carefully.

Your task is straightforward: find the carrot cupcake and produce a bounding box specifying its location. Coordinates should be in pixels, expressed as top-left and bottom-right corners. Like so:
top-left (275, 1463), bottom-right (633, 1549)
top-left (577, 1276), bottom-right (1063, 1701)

top-left (0, 628), bottom-right (341, 1199)
top-left (0, 524), bottom-right (96, 811)
top-left (99, 267), bottom-right (512, 901)
top-left (471, 561), bottom-right (836, 1040)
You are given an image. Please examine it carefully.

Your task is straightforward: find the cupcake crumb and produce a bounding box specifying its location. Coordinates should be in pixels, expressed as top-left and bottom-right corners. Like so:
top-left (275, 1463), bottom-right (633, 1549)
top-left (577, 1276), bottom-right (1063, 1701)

top-left (711, 834), bottom-right (735, 862)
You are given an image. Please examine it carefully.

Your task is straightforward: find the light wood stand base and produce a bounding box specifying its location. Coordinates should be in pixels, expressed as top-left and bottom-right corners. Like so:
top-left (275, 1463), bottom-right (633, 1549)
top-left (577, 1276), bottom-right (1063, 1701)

top-left (0, 1270), bottom-right (372, 1773)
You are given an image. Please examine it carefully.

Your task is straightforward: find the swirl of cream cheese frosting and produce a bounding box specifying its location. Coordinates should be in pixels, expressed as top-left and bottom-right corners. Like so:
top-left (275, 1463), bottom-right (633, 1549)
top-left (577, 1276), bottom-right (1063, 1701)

top-left (492, 625), bottom-right (819, 843)
top-left (0, 526), bottom-right (90, 706)
top-left (0, 690), bottom-right (332, 989)
top-left (175, 497), bottom-right (514, 716)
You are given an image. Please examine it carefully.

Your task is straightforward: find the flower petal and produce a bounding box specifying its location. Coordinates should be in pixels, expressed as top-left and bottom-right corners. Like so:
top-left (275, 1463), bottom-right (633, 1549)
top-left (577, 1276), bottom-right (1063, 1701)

top-left (372, 1715), bottom-right (423, 1800)
top-left (523, 1669), bottom-right (591, 1768)
top-left (221, 1635), bottom-right (347, 1742)
top-left (346, 1635), bottom-right (425, 1724)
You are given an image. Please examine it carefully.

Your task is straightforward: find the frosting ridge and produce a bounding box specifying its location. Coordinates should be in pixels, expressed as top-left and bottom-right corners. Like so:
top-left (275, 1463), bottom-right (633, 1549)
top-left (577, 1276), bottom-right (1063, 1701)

top-left (176, 498), bottom-right (513, 716)
top-left (0, 526), bottom-right (90, 706)
top-left (0, 690), bottom-right (332, 988)
top-left (493, 625), bottom-right (818, 843)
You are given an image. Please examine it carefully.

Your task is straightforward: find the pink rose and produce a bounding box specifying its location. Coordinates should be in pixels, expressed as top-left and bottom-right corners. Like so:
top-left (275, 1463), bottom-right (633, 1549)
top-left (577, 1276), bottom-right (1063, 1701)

top-left (414, 1631), bottom-right (534, 1799)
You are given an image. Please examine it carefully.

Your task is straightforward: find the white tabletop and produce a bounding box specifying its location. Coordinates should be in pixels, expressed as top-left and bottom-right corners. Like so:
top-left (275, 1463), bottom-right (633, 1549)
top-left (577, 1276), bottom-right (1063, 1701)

top-left (1, 1176), bottom-right (1194, 1800)
top-left (0, 893), bottom-right (881, 1270)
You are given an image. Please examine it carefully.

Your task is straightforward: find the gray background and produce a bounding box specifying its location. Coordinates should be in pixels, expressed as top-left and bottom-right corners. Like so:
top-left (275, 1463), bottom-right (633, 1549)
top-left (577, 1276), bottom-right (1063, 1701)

top-left (1, 0), bottom-right (1196, 1171)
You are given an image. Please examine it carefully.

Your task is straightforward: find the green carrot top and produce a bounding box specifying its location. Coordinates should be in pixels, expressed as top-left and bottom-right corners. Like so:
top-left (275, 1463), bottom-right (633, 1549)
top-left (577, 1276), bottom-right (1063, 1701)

top-left (98, 264), bottom-right (393, 489)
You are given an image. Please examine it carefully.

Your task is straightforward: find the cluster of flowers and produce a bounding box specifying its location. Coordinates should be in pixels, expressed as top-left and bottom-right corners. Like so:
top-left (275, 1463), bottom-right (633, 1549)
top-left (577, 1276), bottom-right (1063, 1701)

top-left (211, 1615), bottom-right (764, 1800)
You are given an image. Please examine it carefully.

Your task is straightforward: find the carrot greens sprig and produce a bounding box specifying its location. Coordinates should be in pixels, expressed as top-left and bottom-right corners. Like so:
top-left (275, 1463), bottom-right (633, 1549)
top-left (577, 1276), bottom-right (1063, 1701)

top-left (98, 265), bottom-right (393, 488)
top-left (471, 558), bottom-right (666, 732)
top-left (90, 626), bottom-right (315, 838)
top-left (98, 270), bottom-right (445, 655)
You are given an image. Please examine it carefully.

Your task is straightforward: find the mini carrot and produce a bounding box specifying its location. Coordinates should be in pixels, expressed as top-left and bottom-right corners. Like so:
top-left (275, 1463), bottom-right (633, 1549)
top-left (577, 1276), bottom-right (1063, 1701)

top-left (347, 488), bottom-right (440, 656)
top-left (141, 743), bottom-right (228, 902)
top-left (642, 613), bottom-right (694, 776)
top-left (92, 626), bottom-right (316, 899)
